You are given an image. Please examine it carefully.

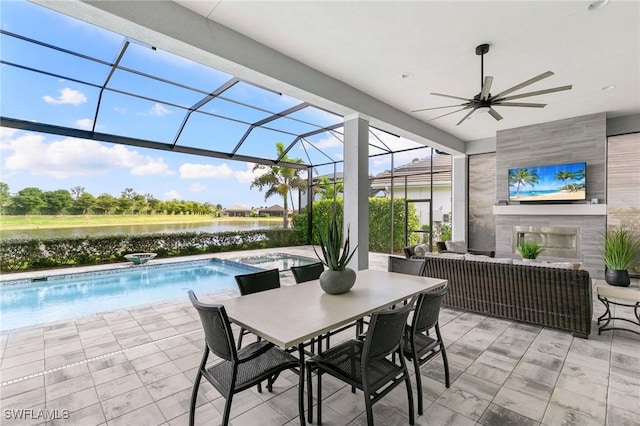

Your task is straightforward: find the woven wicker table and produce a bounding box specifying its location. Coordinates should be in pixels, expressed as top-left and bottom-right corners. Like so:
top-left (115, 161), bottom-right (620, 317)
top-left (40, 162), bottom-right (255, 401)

top-left (597, 283), bottom-right (640, 336)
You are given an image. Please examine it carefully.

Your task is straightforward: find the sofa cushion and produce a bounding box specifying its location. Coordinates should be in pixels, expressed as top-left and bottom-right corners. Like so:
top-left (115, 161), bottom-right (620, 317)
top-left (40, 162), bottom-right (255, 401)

top-left (512, 260), bottom-right (573, 269)
top-left (465, 253), bottom-right (513, 264)
top-left (413, 244), bottom-right (429, 257)
top-left (445, 240), bottom-right (466, 253)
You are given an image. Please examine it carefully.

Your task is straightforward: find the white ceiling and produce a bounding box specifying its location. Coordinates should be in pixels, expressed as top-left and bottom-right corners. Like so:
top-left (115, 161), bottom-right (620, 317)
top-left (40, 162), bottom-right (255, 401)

top-left (174, 0), bottom-right (639, 142)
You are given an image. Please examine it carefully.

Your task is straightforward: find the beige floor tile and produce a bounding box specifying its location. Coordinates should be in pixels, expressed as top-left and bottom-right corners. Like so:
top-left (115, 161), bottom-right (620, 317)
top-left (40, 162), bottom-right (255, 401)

top-left (435, 387), bottom-right (490, 421)
top-left (145, 372), bottom-right (192, 401)
top-left (493, 385), bottom-right (548, 422)
top-left (46, 386), bottom-right (100, 413)
top-left (101, 386), bottom-right (154, 421)
top-left (414, 402), bottom-right (476, 426)
top-left (106, 402), bottom-right (165, 426)
top-left (550, 387), bottom-right (606, 422)
top-left (95, 373), bottom-right (144, 401)
top-left (137, 361), bottom-right (182, 386)
top-left (91, 361), bottom-right (136, 386)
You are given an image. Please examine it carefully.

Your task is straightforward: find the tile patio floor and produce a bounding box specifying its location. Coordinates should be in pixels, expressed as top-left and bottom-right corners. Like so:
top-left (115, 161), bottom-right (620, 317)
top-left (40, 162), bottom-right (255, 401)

top-left (1, 246), bottom-right (639, 425)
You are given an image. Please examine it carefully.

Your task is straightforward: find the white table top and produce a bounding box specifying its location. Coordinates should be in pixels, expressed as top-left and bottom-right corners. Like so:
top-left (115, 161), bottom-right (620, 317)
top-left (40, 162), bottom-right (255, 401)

top-left (222, 269), bottom-right (447, 349)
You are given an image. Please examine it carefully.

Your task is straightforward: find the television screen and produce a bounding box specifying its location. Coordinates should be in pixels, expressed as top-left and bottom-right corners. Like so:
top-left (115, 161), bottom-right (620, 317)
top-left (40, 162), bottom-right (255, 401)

top-left (508, 162), bottom-right (586, 202)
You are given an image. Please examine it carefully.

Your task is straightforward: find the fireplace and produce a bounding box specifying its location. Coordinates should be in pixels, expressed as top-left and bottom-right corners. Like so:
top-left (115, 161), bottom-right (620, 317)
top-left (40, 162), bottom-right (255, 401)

top-left (513, 226), bottom-right (579, 258)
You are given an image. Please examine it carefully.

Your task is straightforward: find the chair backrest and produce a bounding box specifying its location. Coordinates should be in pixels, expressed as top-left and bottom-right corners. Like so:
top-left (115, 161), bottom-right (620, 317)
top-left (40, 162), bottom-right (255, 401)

top-left (188, 290), bottom-right (237, 361)
top-left (290, 262), bottom-right (324, 284)
top-left (403, 245), bottom-right (417, 259)
top-left (363, 300), bottom-right (414, 361)
top-left (436, 241), bottom-right (447, 253)
top-left (388, 256), bottom-right (426, 276)
top-left (411, 283), bottom-right (449, 334)
top-left (234, 268), bottom-right (280, 296)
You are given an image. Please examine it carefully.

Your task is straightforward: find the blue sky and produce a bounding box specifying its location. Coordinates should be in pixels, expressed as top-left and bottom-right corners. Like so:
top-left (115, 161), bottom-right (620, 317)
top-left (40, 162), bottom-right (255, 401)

top-left (0, 0), bottom-right (427, 209)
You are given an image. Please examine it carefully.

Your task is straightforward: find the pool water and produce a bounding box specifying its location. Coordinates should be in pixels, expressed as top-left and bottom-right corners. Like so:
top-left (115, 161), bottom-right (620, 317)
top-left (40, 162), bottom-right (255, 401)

top-left (0, 259), bottom-right (260, 332)
top-left (233, 253), bottom-right (318, 271)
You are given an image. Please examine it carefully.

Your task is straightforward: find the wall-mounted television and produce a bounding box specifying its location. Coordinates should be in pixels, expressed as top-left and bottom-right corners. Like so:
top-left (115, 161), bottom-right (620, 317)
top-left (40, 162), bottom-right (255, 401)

top-left (508, 161), bottom-right (586, 202)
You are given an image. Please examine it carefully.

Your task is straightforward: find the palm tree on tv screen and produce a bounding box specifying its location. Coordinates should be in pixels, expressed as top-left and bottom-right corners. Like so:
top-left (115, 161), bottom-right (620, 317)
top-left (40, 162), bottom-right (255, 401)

top-left (509, 168), bottom-right (540, 198)
top-left (554, 170), bottom-right (576, 191)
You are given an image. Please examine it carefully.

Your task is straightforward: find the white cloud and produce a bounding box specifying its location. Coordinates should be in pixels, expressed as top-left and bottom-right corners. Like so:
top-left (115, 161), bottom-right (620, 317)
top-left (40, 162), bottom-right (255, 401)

top-left (75, 118), bottom-right (94, 130)
top-left (43, 88), bottom-right (87, 106)
top-left (114, 106), bottom-right (127, 114)
top-left (131, 158), bottom-right (173, 176)
top-left (179, 163), bottom-right (234, 179)
top-left (307, 137), bottom-right (342, 150)
top-left (147, 103), bottom-right (171, 116)
top-left (163, 190), bottom-right (181, 200)
top-left (189, 183), bottom-right (207, 193)
top-left (0, 127), bottom-right (18, 141)
top-left (1, 132), bottom-right (174, 178)
top-left (234, 162), bottom-right (268, 183)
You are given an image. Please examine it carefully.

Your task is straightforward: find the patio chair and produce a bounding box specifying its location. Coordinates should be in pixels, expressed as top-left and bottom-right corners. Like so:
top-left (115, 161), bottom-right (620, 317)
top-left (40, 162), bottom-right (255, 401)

top-left (188, 290), bottom-right (298, 426)
top-left (290, 261), bottom-right (324, 284)
top-left (388, 256), bottom-right (426, 276)
top-left (402, 283), bottom-right (450, 415)
top-left (234, 268), bottom-right (280, 350)
top-left (306, 301), bottom-right (416, 426)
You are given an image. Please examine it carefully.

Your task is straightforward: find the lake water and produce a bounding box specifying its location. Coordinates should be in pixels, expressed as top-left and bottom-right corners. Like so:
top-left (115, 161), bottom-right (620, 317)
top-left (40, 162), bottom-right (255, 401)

top-left (1, 220), bottom-right (282, 240)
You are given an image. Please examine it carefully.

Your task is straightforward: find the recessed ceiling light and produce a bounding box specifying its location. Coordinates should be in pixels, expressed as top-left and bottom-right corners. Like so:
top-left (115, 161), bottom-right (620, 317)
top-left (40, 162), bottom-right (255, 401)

top-left (401, 73), bottom-right (413, 79)
top-left (588, 0), bottom-right (610, 11)
top-left (601, 85), bottom-right (616, 91)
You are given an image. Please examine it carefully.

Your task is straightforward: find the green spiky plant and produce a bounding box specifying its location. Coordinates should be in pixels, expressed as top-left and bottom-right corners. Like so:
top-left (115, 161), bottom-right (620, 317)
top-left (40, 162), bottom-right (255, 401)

top-left (518, 240), bottom-right (543, 260)
top-left (603, 228), bottom-right (640, 270)
top-left (313, 217), bottom-right (358, 271)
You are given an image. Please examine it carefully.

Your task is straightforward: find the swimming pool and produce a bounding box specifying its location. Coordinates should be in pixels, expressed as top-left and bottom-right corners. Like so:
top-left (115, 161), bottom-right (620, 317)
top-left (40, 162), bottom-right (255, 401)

top-left (0, 259), bottom-right (260, 332)
top-left (232, 252), bottom-right (318, 271)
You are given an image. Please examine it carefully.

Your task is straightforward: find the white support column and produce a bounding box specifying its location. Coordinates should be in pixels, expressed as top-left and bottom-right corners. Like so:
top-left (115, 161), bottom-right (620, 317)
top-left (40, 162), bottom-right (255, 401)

top-left (343, 114), bottom-right (369, 270)
top-left (451, 154), bottom-right (468, 246)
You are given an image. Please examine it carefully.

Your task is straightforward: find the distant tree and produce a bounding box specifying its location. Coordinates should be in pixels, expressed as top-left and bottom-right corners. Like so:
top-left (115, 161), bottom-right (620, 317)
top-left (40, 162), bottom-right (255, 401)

top-left (43, 189), bottom-right (73, 214)
top-left (70, 186), bottom-right (85, 200)
top-left (12, 187), bottom-right (46, 215)
top-left (316, 176), bottom-right (344, 201)
top-left (0, 182), bottom-right (11, 214)
top-left (94, 193), bottom-right (116, 215)
top-left (250, 142), bottom-right (306, 228)
top-left (74, 192), bottom-right (96, 214)
top-left (117, 188), bottom-right (136, 214)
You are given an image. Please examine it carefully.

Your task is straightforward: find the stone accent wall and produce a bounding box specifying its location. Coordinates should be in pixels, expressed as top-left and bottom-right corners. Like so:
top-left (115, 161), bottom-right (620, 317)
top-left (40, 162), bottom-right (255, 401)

top-left (496, 113), bottom-right (606, 203)
top-left (468, 153), bottom-right (496, 251)
top-left (494, 113), bottom-right (607, 278)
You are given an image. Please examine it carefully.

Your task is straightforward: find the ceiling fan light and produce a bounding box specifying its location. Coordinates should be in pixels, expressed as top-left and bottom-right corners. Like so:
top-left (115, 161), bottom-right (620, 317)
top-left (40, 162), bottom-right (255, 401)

top-left (588, 0), bottom-right (610, 11)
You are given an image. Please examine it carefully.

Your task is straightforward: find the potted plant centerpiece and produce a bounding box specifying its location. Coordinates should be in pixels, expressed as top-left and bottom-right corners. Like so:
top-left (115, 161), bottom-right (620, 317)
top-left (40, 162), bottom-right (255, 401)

top-left (314, 217), bottom-right (358, 294)
top-left (518, 240), bottom-right (543, 262)
top-left (603, 227), bottom-right (639, 287)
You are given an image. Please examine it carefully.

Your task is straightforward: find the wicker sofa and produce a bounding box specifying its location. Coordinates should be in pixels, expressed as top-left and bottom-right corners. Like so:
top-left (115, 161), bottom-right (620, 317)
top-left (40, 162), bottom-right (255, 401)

top-left (420, 255), bottom-right (593, 338)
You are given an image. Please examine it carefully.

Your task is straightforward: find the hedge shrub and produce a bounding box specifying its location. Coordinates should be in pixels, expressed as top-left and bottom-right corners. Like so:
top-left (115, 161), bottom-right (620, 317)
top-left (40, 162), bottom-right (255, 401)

top-left (293, 198), bottom-right (419, 253)
top-left (0, 229), bottom-right (303, 272)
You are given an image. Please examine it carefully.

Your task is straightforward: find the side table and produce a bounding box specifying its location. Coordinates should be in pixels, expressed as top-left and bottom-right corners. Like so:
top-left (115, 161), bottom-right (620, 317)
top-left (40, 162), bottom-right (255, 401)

top-left (596, 283), bottom-right (640, 336)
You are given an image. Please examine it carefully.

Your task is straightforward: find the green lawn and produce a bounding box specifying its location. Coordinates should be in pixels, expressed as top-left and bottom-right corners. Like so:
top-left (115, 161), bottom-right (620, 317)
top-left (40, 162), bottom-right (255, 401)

top-left (0, 215), bottom-right (282, 230)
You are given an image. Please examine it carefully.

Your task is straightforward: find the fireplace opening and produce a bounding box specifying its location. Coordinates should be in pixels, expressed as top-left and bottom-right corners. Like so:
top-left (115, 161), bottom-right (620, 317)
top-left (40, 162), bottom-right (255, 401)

top-left (513, 226), bottom-right (579, 258)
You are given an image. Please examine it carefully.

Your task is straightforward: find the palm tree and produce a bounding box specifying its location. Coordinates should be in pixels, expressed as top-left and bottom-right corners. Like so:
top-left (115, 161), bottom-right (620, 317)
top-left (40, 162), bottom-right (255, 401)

top-left (554, 170), bottom-right (575, 190)
top-left (251, 142), bottom-right (306, 228)
top-left (509, 168), bottom-right (540, 198)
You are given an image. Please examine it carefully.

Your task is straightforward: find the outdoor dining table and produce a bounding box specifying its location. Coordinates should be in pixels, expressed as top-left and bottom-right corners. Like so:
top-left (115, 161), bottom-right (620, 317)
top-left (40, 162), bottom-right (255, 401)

top-left (222, 269), bottom-right (448, 425)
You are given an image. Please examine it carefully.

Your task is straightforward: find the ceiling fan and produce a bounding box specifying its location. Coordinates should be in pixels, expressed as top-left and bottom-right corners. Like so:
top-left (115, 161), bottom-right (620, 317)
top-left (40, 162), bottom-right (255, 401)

top-left (412, 43), bottom-right (572, 125)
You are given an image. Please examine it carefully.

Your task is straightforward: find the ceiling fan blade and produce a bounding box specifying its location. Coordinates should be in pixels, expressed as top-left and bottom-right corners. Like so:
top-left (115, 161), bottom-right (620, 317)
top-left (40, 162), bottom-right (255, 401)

top-left (426, 106), bottom-right (472, 121)
top-left (488, 108), bottom-right (503, 121)
top-left (492, 71), bottom-right (555, 99)
top-left (495, 101), bottom-right (547, 108)
top-left (431, 92), bottom-right (472, 102)
top-left (494, 85), bottom-right (573, 102)
top-left (456, 108), bottom-right (477, 126)
top-left (480, 76), bottom-right (493, 100)
top-left (412, 104), bottom-right (466, 113)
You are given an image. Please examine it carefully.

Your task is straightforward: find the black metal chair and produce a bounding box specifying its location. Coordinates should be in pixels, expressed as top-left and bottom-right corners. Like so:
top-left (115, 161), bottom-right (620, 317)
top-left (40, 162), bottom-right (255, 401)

top-left (290, 261), bottom-right (324, 284)
top-left (234, 268), bottom-right (280, 349)
top-left (402, 283), bottom-right (450, 415)
top-left (188, 291), bottom-right (298, 426)
top-left (388, 255), bottom-right (426, 276)
top-left (306, 301), bottom-right (416, 426)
